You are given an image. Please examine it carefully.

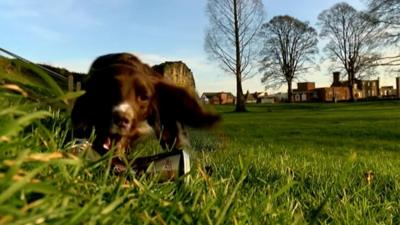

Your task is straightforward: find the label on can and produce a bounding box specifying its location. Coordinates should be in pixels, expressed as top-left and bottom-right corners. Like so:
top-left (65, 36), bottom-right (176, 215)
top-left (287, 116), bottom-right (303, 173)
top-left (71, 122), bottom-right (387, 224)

top-left (152, 154), bottom-right (182, 180)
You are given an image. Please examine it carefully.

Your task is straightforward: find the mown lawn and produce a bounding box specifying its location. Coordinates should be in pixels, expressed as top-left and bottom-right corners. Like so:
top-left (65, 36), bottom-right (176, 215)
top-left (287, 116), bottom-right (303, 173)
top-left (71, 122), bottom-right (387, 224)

top-left (1, 95), bottom-right (400, 224)
top-left (212, 101), bottom-right (400, 152)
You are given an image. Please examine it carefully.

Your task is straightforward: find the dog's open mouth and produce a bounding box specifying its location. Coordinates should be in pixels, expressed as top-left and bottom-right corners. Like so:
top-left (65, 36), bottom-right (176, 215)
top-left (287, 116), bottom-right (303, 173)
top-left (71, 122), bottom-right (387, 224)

top-left (101, 122), bottom-right (154, 151)
top-left (102, 134), bottom-right (123, 150)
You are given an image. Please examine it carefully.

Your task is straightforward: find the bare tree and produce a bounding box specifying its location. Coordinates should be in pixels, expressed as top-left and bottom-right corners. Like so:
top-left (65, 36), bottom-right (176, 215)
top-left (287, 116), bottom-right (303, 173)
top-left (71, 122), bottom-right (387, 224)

top-left (367, 0), bottom-right (400, 44)
top-left (317, 2), bottom-right (385, 101)
top-left (366, 0), bottom-right (400, 69)
top-left (259, 16), bottom-right (318, 102)
top-left (205, 0), bottom-right (264, 112)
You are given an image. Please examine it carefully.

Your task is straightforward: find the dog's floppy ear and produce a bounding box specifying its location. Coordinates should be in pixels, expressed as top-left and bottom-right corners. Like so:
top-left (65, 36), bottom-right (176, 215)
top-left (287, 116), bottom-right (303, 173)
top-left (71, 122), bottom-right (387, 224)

top-left (71, 68), bottom-right (111, 137)
top-left (154, 81), bottom-right (220, 127)
top-left (71, 92), bottom-right (96, 137)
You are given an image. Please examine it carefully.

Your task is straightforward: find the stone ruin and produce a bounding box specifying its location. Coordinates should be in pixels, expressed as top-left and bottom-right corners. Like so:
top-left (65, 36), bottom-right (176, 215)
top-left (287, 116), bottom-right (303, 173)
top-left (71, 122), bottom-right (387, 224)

top-left (152, 61), bottom-right (196, 93)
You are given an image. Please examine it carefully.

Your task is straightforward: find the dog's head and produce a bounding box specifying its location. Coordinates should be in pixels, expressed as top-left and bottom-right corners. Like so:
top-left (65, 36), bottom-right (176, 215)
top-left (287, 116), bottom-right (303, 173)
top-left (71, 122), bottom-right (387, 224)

top-left (71, 53), bottom-right (219, 152)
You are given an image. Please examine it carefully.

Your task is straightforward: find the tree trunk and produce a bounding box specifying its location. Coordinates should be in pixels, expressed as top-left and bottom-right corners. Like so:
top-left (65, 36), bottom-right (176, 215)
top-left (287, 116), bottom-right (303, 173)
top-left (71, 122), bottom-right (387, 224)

top-left (349, 82), bottom-right (355, 102)
top-left (233, 0), bottom-right (246, 112)
top-left (236, 76), bottom-right (246, 112)
top-left (348, 72), bottom-right (356, 102)
top-left (287, 80), bottom-right (293, 103)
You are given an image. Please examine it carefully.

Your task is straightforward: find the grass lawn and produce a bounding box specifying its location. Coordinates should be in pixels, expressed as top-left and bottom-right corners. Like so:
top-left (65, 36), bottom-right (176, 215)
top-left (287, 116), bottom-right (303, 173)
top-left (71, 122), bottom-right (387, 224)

top-left (1, 96), bottom-right (400, 224)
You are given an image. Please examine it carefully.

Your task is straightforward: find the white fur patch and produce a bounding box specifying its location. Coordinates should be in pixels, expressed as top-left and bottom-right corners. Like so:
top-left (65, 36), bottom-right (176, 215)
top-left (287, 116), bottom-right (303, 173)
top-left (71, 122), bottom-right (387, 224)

top-left (113, 102), bottom-right (134, 118)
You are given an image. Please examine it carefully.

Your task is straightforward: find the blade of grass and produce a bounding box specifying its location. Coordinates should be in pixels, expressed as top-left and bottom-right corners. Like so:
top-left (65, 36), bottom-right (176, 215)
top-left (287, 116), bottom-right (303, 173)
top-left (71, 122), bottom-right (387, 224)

top-left (215, 173), bottom-right (247, 225)
top-left (0, 164), bottom-right (46, 205)
top-left (22, 62), bottom-right (64, 98)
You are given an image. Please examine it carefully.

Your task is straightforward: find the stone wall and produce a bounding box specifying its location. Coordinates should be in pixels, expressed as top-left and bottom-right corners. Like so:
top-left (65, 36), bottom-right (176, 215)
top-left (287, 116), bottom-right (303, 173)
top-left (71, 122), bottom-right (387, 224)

top-left (152, 61), bottom-right (196, 92)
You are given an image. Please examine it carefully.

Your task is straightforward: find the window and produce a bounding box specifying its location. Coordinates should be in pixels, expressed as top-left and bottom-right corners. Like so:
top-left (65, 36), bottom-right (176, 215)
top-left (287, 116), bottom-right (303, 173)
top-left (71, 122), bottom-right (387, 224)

top-left (372, 90), bottom-right (375, 96)
top-left (301, 93), bottom-right (307, 101)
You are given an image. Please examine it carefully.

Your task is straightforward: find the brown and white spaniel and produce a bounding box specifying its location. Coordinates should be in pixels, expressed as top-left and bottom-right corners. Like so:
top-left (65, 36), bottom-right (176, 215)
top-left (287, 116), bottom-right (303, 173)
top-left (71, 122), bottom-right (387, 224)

top-left (71, 53), bottom-right (220, 162)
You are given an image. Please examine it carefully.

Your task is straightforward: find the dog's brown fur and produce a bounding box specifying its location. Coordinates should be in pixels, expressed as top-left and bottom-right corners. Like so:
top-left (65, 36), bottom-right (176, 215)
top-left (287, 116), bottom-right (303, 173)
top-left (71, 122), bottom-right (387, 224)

top-left (71, 53), bottom-right (220, 162)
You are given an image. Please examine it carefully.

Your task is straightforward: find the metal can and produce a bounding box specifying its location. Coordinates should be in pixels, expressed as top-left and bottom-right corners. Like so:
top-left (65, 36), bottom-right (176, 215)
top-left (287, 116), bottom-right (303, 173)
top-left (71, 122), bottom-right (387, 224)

top-left (132, 150), bottom-right (191, 181)
top-left (68, 140), bottom-right (191, 181)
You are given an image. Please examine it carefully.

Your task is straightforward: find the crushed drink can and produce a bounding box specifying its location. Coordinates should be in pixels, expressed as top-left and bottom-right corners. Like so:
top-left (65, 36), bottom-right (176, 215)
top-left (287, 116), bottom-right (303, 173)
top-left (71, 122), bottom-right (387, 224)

top-left (132, 150), bottom-right (191, 181)
top-left (68, 140), bottom-right (191, 181)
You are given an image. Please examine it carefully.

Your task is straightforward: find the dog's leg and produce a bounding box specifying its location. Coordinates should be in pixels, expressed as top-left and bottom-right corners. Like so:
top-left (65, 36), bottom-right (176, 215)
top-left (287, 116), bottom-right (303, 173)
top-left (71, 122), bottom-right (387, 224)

top-left (158, 122), bottom-right (189, 150)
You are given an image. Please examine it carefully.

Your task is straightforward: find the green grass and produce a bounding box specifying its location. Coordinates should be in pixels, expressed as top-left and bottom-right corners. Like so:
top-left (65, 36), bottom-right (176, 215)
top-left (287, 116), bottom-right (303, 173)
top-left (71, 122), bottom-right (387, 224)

top-left (212, 102), bottom-right (400, 153)
top-left (1, 76), bottom-right (400, 224)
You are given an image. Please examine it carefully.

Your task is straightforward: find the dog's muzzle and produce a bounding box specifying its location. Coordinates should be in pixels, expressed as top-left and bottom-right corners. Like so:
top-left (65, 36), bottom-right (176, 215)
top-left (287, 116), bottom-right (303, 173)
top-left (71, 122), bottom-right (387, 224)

top-left (111, 102), bottom-right (134, 134)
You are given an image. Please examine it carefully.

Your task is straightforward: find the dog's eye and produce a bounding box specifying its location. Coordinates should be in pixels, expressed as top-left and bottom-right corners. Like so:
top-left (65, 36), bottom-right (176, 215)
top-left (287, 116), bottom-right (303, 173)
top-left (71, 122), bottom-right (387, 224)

top-left (139, 94), bottom-right (149, 101)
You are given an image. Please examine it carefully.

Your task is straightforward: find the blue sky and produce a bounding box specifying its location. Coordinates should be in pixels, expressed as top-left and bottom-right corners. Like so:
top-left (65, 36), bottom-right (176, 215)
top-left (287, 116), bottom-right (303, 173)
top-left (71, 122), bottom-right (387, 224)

top-left (2, 0), bottom-right (388, 94)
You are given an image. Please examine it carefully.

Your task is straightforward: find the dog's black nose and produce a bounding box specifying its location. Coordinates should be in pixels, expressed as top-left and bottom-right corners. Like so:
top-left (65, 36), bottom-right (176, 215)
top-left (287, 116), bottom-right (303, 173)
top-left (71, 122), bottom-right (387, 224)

top-left (112, 111), bottom-right (131, 129)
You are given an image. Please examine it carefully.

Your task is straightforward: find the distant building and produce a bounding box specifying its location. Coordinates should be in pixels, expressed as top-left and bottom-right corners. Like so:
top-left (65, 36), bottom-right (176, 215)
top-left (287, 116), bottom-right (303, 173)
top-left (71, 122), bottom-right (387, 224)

top-left (293, 82), bottom-right (315, 102)
top-left (245, 91), bottom-right (269, 104)
top-left (381, 86), bottom-right (395, 98)
top-left (331, 72), bottom-right (380, 99)
top-left (290, 72), bottom-right (390, 102)
top-left (245, 91), bottom-right (258, 103)
top-left (311, 87), bottom-right (350, 102)
top-left (260, 97), bottom-right (276, 104)
top-left (201, 76), bottom-right (398, 105)
top-left (269, 92), bottom-right (288, 103)
top-left (256, 92), bottom-right (275, 103)
top-left (298, 82), bottom-right (316, 91)
top-left (201, 92), bottom-right (235, 105)
top-left (360, 79), bottom-right (380, 98)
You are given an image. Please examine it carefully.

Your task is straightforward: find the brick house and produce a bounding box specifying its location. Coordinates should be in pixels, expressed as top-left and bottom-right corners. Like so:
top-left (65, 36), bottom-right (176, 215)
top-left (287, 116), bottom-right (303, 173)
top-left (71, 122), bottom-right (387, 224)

top-left (381, 86), bottom-right (396, 98)
top-left (311, 87), bottom-right (350, 102)
top-left (361, 80), bottom-right (380, 98)
top-left (293, 82), bottom-right (315, 102)
top-left (245, 91), bottom-right (263, 103)
top-left (331, 72), bottom-right (379, 99)
top-left (291, 72), bottom-right (382, 102)
top-left (201, 92), bottom-right (235, 105)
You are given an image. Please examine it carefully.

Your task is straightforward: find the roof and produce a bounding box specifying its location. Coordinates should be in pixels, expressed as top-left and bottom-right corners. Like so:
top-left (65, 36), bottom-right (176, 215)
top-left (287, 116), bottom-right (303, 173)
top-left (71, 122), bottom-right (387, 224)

top-left (331, 78), bottom-right (380, 90)
top-left (201, 92), bottom-right (235, 98)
